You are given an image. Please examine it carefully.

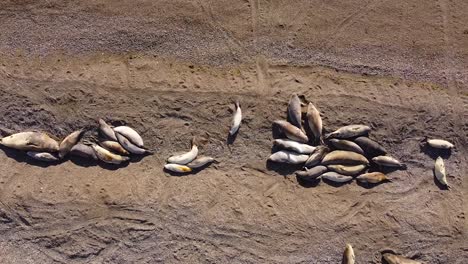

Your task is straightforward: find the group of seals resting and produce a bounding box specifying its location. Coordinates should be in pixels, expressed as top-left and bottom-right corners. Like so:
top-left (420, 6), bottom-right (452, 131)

top-left (341, 244), bottom-right (423, 264)
top-left (164, 136), bottom-right (216, 173)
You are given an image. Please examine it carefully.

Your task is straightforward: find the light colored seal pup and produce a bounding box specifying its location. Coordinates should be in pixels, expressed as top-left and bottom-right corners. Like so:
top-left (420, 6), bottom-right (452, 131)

top-left (273, 120), bottom-right (308, 143)
top-left (356, 172), bottom-right (390, 184)
top-left (321, 150), bottom-right (369, 165)
top-left (268, 150), bottom-right (309, 164)
top-left (288, 93), bottom-right (302, 129)
top-left (115, 132), bottom-right (152, 155)
top-left (426, 138), bottom-right (454, 149)
top-left (306, 102), bottom-right (322, 142)
top-left (354, 136), bottom-right (387, 156)
top-left (434, 156), bottom-right (449, 188)
top-left (27, 151), bottom-right (60, 162)
top-left (325, 125), bottom-right (371, 139)
top-left (98, 119), bottom-right (117, 141)
top-left (164, 164), bottom-right (192, 173)
top-left (321, 172), bottom-right (353, 183)
top-left (58, 130), bottom-right (84, 158)
top-left (91, 144), bottom-right (130, 164)
top-left (0, 131), bottom-right (59, 152)
top-left (99, 140), bottom-right (129, 155)
top-left (304, 145), bottom-right (329, 168)
top-left (229, 101), bottom-right (242, 135)
top-left (70, 143), bottom-right (98, 160)
top-left (382, 253), bottom-right (422, 264)
top-left (342, 244), bottom-right (355, 264)
top-left (167, 139), bottom-right (198, 165)
top-left (372, 156), bottom-right (407, 169)
top-left (113, 126), bottom-right (144, 147)
top-left (187, 156), bottom-right (215, 169)
top-left (273, 139), bottom-right (316, 154)
top-left (329, 139), bottom-right (364, 154)
top-left (296, 165), bottom-right (327, 181)
top-left (327, 164), bottom-right (366, 176)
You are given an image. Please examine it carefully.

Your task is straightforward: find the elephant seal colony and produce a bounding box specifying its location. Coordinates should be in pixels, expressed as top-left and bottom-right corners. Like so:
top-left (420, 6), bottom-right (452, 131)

top-left (164, 136), bottom-right (215, 174)
top-left (0, 119), bottom-right (152, 165)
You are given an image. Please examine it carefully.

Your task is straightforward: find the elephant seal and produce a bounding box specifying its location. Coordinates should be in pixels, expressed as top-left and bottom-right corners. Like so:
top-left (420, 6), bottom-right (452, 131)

top-left (325, 125), bottom-right (370, 139)
top-left (434, 156), bottom-right (449, 188)
top-left (164, 164), bottom-right (192, 173)
top-left (115, 132), bottom-right (152, 155)
top-left (329, 139), bottom-right (364, 154)
top-left (321, 150), bottom-right (369, 166)
top-left (356, 172), bottom-right (390, 184)
top-left (273, 139), bottom-right (316, 154)
top-left (27, 151), bottom-right (60, 162)
top-left (98, 119), bottom-right (117, 141)
top-left (113, 126), bottom-right (144, 147)
top-left (327, 164), bottom-right (366, 176)
top-left (58, 130), bottom-right (84, 158)
top-left (321, 172), bottom-right (353, 183)
top-left (342, 244), bottom-right (355, 264)
top-left (92, 144), bottom-right (130, 164)
top-left (99, 140), bottom-right (129, 155)
top-left (0, 131), bottom-right (59, 152)
top-left (382, 253), bottom-right (422, 264)
top-left (268, 150), bottom-right (309, 164)
top-left (70, 143), bottom-right (98, 160)
top-left (273, 120), bottom-right (308, 143)
top-left (372, 156), bottom-right (406, 169)
top-left (187, 156), bottom-right (215, 169)
top-left (296, 165), bottom-right (327, 181)
top-left (306, 102), bottom-right (323, 143)
top-left (229, 101), bottom-right (242, 135)
top-left (167, 138), bottom-right (198, 165)
top-left (425, 138), bottom-right (454, 149)
top-left (354, 137), bottom-right (387, 157)
top-left (304, 145), bottom-right (329, 168)
top-left (288, 93), bottom-right (302, 129)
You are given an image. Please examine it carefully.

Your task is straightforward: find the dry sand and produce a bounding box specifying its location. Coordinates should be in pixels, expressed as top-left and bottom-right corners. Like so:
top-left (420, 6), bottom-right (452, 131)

top-left (0, 0), bottom-right (467, 263)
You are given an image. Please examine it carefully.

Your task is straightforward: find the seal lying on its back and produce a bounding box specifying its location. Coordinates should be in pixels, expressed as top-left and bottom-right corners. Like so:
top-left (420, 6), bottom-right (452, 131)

top-left (229, 101), bottom-right (242, 135)
top-left (27, 151), bottom-right (60, 162)
top-left (273, 120), bottom-right (308, 143)
top-left (325, 125), bottom-right (370, 139)
top-left (382, 253), bottom-right (422, 264)
top-left (288, 93), bottom-right (302, 129)
top-left (59, 130), bottom-right (84, 158)
top-left (0, 131), bottom-right (59, 152)
top-left (342, 244), bottom-right (355, 264)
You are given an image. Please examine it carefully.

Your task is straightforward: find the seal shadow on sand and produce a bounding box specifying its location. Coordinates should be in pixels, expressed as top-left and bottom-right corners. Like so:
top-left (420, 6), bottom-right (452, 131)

top-left (356, 180), bottom-right (390, 189)
top-left (226, 129), bottom-right (239, 145)
top-left (432, 172), bottom-right (449, 191)
top-left (321, 178), bottom-right (353, 188)
top-left (296, 176), bottom-right (321, 188)
top-left (0, 146), bottom-right (60, 168)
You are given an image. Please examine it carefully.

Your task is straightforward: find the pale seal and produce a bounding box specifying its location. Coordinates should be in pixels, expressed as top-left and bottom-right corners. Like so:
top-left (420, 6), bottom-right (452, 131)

top-left (295, 165), bottom-right (327, 181)
top-left (91, 144), bottom-right (130, 164)
top-left (167, 139), bottom-right (198, 165)
top-left (0, 131), bottom-right (59, 152)
top-left (59, 130), bottom-right (84, 158)
top-left (186, 156), bottom-right (215, 169)
top-left (229, 101), bottom-right (242, 135)
top-left (434, 156), bottom-right (449, 188)
top-left (27, 151), bottom-right (60, 162)
top-left (325, 125), bottom-right (370, 139)
top-left (342, 244), bottom-right (355, 264)
top-left (327, 164), bottom-right (367, 176)
top-left (164, 164), bottom-right (192, 173)
top-left (321, 172), bottom-right (353, 183)
top-left (273, 120), bottom-right (308, 143)
top-left (98, 119), bottom-right (117, 141)
top-left (288, 93), bottom-right (302, 129)
top-left (356, 172), bottom-right (390, 184)
top-left (321, 150), bottom-right (369, 166)
top-left (354, 136), bottom-right (387, 157)
top-left (273, 139), bottom-right (316, 154)
top-left (425, 138), bottom-right (454, 149)
top-left (304, 145), bottom-right (329, 168)
top-left (115, 132), bottom-right (152, 155)
top-left (372, 156), bottom-right (406, 169)
top-left (99, 140), bottom-right (129, 155)
top-left (70, 143), bottom-right (98, 160)
top-left (382, 253), bottom-right (422, 264)
top-left (329, 139), bottom-right (364, 154)
top-left (113, 126), bottom-right (144, 147)
top-left (268, 150), bottom-right (309, 164)
top-left (306, 102), bottom-right (322, 143)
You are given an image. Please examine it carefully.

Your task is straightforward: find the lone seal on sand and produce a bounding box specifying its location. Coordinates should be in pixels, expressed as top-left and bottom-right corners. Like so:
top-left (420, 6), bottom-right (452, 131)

top-left (342, 244), bottom-right (355, 264)
top-left (229, 101), bottom-right (242, 135)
